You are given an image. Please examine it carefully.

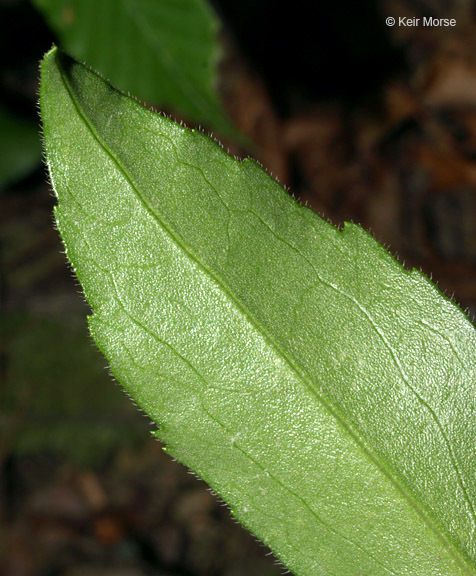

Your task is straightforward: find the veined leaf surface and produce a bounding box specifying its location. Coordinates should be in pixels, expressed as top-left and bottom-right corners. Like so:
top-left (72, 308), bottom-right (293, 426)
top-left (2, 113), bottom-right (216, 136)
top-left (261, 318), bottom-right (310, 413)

top-left (33, 0), bottom-right (235, 135)
top-left (40, 48), bottom-right (476, 576)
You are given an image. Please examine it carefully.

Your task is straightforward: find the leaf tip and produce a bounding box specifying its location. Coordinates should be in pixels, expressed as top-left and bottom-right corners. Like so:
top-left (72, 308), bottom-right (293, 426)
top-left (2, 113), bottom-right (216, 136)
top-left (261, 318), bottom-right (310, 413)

top-left (40, 44), bottom-right (59, 73)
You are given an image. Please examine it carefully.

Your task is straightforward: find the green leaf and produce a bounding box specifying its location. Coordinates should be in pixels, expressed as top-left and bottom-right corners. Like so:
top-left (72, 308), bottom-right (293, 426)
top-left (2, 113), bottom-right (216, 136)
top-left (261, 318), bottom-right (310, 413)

top-left (0, 104), bottom-right (40, 190)
top-left (33, 0), bottom-right (236, 136)
top-left (40, 48), bottom-right (476, 576)
top-left (2, 311), bottom-right (147, 465)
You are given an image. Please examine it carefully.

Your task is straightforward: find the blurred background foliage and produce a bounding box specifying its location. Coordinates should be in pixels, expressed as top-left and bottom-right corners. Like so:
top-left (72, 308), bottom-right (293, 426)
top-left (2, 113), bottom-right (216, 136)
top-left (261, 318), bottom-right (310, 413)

top-left (2, 0), bottom-right (476, 574)
top-left (32, 0), bottom-right (239, 137)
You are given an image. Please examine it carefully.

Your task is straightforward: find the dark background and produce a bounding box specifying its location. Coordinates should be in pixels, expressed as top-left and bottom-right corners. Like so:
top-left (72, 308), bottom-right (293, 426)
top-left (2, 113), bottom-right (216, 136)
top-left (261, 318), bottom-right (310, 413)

top-left (2, 0), bottom-right (476, 574)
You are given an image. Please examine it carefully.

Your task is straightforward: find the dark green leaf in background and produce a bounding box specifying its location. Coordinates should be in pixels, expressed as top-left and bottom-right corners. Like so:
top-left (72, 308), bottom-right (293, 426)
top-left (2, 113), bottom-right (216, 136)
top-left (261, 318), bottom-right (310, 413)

top-left (0, 105), bottom-right (41, 191)
top-left (40, 48), bottom-right (476, 576)
top-left (33, 0), bottom-right (236, 136)
top-left (1, 312), bottom-right (147, 465)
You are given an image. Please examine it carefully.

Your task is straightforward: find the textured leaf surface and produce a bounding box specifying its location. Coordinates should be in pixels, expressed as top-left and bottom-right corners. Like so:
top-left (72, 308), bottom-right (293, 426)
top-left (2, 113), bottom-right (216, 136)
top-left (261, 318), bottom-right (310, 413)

top-left (40, 48), bottom-right (476, 576)
top-left (33, 0), bottom-right (234, 134)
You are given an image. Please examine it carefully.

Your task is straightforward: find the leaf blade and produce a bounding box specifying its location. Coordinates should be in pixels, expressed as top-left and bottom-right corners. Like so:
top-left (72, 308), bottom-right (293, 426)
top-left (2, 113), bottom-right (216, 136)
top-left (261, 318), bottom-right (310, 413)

top-left (41, 48), bottom-right (476, 576)
top-left (33, 0), bottom-right (236, 135)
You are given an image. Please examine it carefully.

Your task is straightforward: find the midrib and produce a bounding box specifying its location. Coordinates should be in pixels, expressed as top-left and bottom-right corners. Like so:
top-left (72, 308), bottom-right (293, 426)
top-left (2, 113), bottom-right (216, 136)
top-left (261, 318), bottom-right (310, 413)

top-left (55, 55), bottom-right (474, 575)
